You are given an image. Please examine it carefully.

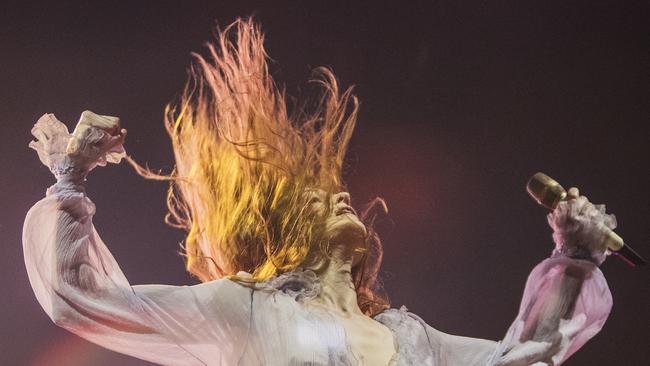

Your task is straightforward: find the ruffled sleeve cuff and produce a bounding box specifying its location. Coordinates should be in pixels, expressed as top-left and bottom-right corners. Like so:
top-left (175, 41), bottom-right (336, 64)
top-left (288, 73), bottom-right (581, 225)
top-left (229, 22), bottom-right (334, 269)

top-left (547, 196), bottom-right (617, 265)
top-left (29, 111), bottom-right (127, 190)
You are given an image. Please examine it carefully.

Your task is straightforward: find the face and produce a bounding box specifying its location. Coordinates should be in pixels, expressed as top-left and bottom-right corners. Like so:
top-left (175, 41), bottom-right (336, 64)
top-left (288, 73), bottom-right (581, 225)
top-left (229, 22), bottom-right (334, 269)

top-left (305, 188), bottom-right (368, 254)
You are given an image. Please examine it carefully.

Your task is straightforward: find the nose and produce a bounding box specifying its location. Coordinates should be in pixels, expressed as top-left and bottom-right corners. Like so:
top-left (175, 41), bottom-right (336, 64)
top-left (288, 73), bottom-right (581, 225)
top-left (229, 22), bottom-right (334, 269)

top-left (332, 192), bottom-right (351, 205)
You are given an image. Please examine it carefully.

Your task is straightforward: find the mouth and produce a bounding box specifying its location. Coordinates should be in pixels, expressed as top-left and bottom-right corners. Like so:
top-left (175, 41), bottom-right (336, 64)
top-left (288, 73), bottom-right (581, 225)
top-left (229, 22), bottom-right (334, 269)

top-left (335, 205), bottom-right (357, 216)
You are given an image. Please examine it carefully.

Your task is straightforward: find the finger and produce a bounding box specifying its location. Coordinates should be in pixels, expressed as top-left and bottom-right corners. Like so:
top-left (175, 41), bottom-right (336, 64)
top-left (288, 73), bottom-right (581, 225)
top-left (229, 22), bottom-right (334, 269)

top-left (77, 111), bottom-right (120, 134)
top-left (567, 187), bottom-right (579, 199)
top-left (28, 139), bottom-right (43, 151)
top-left (576, 196), bottom-right (594, 216)
top-left (31, 125), bottom-right (49, 142)
top-left (107, 128), bottom-right (127, 148)
top-left (100, 129), bottom-right (127, 157)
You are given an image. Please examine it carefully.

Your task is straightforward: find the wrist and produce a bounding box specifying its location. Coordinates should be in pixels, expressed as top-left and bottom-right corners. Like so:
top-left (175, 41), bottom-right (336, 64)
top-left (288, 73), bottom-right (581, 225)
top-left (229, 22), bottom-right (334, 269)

top-left (551, 246), bottom-right (606, 266)
top-left (547, 197), bottom-right (615, 267)
top-left (50, 153), bottom-right (87, 183)
top-left (47, 165), bottom-right (87, 196)
top-left (52, 166), bottom-right (85, 180)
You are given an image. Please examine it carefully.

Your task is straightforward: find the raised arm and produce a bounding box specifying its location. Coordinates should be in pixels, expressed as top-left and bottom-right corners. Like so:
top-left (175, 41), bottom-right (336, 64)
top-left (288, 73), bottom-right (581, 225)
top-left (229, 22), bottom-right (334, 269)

top-left (23, 112), bottom-right (251, 366)
top-left (487, 191), bottom-right (614, 366)
top-left (420, 190), bottom-right (614, 366)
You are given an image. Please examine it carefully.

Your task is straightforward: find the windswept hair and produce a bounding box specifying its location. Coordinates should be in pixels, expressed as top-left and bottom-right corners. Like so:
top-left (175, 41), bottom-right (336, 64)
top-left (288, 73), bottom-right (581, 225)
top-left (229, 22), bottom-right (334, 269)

top-left (129, 18), bottom-right (388, 316)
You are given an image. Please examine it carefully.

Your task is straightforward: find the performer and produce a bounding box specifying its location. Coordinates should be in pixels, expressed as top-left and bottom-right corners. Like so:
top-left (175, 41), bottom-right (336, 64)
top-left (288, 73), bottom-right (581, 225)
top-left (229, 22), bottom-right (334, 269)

top-left (24, 19), bottom-right (614, 365)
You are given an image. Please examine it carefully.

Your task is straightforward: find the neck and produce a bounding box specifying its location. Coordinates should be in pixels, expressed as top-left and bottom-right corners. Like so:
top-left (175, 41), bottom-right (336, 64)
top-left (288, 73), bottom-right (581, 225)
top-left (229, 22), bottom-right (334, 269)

top-left (308, 245), bottom-right (363, 316)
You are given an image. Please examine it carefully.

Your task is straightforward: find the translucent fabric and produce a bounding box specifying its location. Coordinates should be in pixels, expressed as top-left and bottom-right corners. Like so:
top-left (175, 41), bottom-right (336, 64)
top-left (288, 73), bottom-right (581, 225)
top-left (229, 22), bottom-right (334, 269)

top-left (23, 114), bottom-right (613, 365)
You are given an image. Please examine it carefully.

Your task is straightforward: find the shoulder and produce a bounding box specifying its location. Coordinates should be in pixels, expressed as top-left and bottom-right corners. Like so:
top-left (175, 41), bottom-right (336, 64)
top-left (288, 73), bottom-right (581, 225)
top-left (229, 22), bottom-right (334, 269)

top-left (374, 307), bottom-right (442, 363)
top-left (374, 306), bottom-right (422, 327)
top-left (374, 307), bottom-right (498, 360)
top-left (374, 307), bottom-right (437, 342)
top-left (374, 306), bottom-right (446, 341)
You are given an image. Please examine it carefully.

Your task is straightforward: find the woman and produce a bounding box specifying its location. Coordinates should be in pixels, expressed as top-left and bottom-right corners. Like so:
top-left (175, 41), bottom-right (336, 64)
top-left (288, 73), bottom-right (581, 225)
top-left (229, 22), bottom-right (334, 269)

top-left (24, 19), bottom-right (614, 365)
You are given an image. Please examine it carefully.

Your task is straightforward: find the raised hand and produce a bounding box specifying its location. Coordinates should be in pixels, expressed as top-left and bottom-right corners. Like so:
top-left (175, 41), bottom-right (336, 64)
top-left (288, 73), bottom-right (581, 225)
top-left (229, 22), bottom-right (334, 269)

top-left (546, 187), bottom-right (616, 265)
top-left (29, 110), bottom-right (127, 182)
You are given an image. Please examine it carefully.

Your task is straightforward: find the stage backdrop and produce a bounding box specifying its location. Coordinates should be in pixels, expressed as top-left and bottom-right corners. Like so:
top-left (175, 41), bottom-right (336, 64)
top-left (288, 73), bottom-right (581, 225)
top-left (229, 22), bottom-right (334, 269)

top-left (1, 1), bottom-right (648, 365)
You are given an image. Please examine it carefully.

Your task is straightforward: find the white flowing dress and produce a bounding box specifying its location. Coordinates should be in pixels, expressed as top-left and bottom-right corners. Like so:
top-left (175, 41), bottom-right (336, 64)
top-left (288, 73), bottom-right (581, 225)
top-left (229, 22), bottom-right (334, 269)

top-left (23, 113), bottom-right (614, 366)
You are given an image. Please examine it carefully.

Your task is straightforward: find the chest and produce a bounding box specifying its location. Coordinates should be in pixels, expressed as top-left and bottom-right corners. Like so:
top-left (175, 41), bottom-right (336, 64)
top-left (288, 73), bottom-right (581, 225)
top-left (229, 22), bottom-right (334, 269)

top-left (336, 313), bottom-right (398, 365)
top-left (241, 295), bottom-right (398, 365)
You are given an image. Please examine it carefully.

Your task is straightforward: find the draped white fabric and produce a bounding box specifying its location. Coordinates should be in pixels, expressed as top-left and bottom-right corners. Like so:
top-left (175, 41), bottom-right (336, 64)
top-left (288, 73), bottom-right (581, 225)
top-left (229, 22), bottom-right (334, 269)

top-left (23, 113), bottom-right (613, 365)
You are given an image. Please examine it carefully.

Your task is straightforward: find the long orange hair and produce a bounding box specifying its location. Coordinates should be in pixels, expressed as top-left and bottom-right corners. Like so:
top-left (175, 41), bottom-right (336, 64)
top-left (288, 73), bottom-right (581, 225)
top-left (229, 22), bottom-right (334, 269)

top-left (129, 18), bottom-right (388, 316)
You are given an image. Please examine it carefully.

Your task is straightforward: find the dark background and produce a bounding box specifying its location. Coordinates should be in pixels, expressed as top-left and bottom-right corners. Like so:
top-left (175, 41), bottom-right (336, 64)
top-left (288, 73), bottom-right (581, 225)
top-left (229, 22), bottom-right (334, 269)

top-left (1, 1), bottom-right (648, 365)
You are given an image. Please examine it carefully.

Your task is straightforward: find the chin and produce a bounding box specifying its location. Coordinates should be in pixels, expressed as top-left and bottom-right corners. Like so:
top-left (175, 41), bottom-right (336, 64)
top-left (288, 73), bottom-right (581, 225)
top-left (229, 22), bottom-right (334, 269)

top-left (326, 213), bottom-right (368, 245)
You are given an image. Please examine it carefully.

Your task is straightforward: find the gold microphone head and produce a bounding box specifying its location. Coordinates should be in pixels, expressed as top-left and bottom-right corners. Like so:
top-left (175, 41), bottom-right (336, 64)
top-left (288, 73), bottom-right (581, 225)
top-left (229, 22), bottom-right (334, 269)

top-left (525, 172), bottom-right (646, 266)
top-left (526, 172), bottom-right (567, 210)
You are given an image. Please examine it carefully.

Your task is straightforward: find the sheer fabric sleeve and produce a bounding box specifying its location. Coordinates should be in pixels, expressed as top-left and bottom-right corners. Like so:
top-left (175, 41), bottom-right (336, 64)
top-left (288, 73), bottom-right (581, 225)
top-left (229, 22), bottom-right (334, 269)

top-left (23, 113), bottom-right (252, 365)
top-left (418, 256), bottom-right (611, 366)
top-left (482, 256), bottom-right (611, 366)
top-left (427, 198), bottom-right (614, 366)
top-left (23, 181), bottom-right (252, 366)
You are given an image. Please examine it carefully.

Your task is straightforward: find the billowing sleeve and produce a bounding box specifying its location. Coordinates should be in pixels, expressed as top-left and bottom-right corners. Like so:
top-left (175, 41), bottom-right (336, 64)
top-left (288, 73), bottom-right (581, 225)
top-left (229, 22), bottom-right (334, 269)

top-left (419, 256), bottom-right (611, 366)
top-left (485, 256), bottom-right (612, 366)
top-left (23, 113), bottom-right (252, 366)
top-left (428, 198), bottom-right (614, 366)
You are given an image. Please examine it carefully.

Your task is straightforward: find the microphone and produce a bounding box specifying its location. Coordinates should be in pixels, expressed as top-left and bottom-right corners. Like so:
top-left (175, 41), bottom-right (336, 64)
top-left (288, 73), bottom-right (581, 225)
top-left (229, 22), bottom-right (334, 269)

top-left (526, 172), bottom-right (646, 267)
